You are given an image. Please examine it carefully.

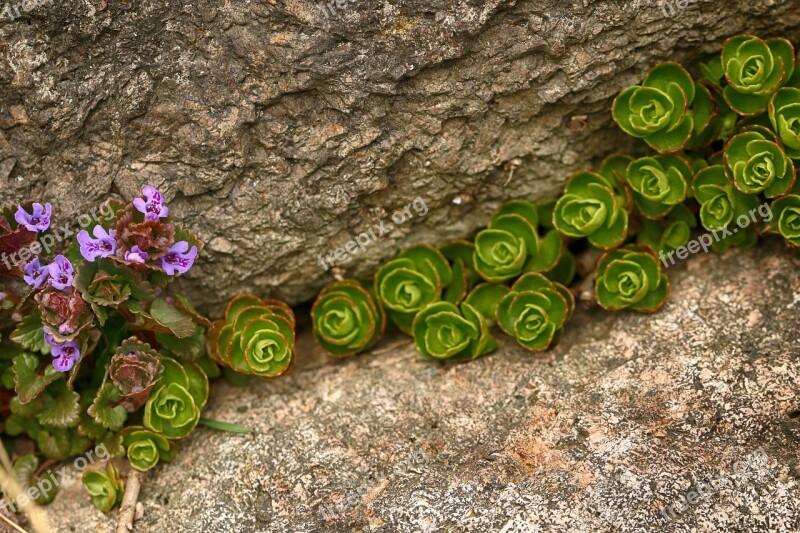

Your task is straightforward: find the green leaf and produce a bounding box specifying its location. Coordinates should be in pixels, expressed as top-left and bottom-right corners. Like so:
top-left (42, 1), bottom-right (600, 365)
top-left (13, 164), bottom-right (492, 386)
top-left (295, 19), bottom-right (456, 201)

top-left (13, 353), bottom-right (62, 404)
top-left (10, 312), bottom-right (50, 355)
top-left (150, 298), bottom-right (197, 338)
top-left (198, 417), bottom-right (252, 433)
top-left (89, 382), bottom-right (128, 430)
top-left (156, 325), bottom-right (206, 360)
top-left (37, 380), bottom-right (81, 428)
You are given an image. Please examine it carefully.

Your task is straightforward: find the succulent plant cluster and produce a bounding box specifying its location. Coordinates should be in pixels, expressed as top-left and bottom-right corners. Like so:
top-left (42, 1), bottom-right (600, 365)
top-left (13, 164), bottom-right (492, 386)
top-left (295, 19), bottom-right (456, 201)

top-left (305, 34), bottom-right (799, 362)
top-left (0, 186), bottom-right (219, 512)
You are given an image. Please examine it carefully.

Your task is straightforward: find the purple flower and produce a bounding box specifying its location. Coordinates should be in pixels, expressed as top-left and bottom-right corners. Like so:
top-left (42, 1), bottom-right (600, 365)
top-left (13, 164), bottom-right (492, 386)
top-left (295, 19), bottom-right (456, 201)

top-left (0, 292), bottom-right (5, 300)
top-left (23, 257), bottom-right (50, 289)
top-left (48, 255), bottom-right (74, 290)
top-left (161, 241), bottom-right (197, 275)
top-left (51, 341), bottom-right (80, 372)
top-left (132, 185), bottom-right (169, 221)
top-left (14, 203), bottom-right (51, 232)
top-left (77, 226), bottom-right (117, 262)
top-left (125, 245), bottom-right (149, 264)
top-left (45, 332), bottom-right (80, 372)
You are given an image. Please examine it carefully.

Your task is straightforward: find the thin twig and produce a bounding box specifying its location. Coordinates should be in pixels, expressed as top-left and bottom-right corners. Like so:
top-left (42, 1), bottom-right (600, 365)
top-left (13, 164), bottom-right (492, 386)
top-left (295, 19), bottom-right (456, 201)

top-left (0, 510), bottom-right (28, 533)
top-left (0, 439), bottom-right (51, 533)
top-left (115, 470), bottom-right (141, 533)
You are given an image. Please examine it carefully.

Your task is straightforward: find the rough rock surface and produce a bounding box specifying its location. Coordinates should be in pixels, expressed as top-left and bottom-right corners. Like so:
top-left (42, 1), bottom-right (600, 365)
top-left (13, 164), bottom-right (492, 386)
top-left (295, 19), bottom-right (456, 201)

top-left (1, 0), bottom-right (799, 310)
top-left (45, 239), bottom-right (800, 532)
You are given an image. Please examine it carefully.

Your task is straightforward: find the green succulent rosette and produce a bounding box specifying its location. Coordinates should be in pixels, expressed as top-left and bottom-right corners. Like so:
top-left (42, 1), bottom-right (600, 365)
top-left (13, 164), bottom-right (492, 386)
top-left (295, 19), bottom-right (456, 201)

top-left (723, 130), bottom-right (795, 197)
top-left (769, 87), bottom-right (800, 159)
top-left (594, 245), bottom-right (669, 313)
top-left (625, 155), bottom-right (692, 219)
top-left (495, 273), bottom-right (574, 352)
top-left (612, 62), bottom-right (696, 153)
top-left (208, 294), bottom-right (296, 377)
top-left (82, 463), bottom-right (124, 513)
top-left (553, 171), bottom-right (629, 249)
top-left (721, 35), bottom-right (795, 115)
top-left (411, 301), bottom-right (496, 361)
top-left (374, 244), bottom-right (452, 333)
top-left (122, 426), bottom-right (177, 472)
top-left (693, 164), bottom-right (759, 231)
top-left (440, 239), bottom-right (478, 303)
top-left (598, 154), bottom-right (634, 212)
top-left (311, 280), bottom-right (386, 358)
top-left (464, 282), bottom-right (510, 328)
top-left (768, 194), bottom-right (800, 247)
top-left (636, 204), bottom-right (696, 255)
top-left (473, 200), bottom-right (562, 282)
top-left (143, 357), bottom-right (208, 439)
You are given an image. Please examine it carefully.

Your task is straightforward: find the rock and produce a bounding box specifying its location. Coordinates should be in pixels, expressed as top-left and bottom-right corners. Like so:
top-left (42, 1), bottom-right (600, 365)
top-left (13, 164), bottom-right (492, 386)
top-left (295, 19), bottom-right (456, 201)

top-left (45, 238), bottom-right (800, 531)
top-left (1, 1), bottom-right (799, 311)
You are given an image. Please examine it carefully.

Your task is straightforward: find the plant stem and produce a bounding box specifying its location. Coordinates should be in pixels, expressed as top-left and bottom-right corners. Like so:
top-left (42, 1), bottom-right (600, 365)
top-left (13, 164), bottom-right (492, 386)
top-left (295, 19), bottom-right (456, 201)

top-left (116, 470), bottom-right (142, 533)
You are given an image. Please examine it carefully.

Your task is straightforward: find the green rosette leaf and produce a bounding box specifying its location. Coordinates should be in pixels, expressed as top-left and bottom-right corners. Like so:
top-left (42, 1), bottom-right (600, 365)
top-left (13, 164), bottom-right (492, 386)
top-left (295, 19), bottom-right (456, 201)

top-left (595, 245), bottom-right (669, 313)
top-left (496, 273), bottom-right (573, 351)
top-left (440, 240), bottom-right (479, 288)
top-left (474, 213), bottom-right (535, 282)
top-left (769, 194), bottom-right (800, 247)
top-left (636, 204), bottom-right (696, 255)
top-left (312, 280), bottom-right (386, 358)
top-left (553, 171), bottom-right (628, 249)
top-left (411, 301), bottom-right (495, 361)
top-left (523, 230), bottom-right (563, 273)
top-left (82, 463), bottom-right (124, 513)
top-left (598, 153), bottom-right (634, 212)
top-left (693, 164), bottom-right (759, 231)
top-left (143, 359), bottom-right (207, 439)
top-left (373, 244), bottom-right (450, 333)
top-left (724, 131), bottom-right (795, 197)
top-left (375, 256), bottom-right (442, 334)
top-left (625, 155), bottom-right (691, 219)
top-left (699, 56), bottom-right (725, 89)
top-left (722, 35), bottom-right (795, 115)
top-left (464, 283), bottom-right (510, 328)
top-left (490, 199), bottom-right (539, 227)
top-left (209, 294), bottom-right (296, 377)
top-left (122, 426), bottom-right (178, 472)
top-left (687, 82), bottom-right (725, 149)
top-left (612, 62), bottom-right (695, 153)
top-left (769, 87), bottom-right (800, 159)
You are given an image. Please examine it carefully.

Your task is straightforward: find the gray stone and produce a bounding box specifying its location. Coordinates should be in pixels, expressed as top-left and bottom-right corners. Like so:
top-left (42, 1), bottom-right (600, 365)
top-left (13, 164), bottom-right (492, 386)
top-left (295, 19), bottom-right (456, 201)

top-left (1, 0), bottom-right (799, 310)
top-left (45, 239), bottom-right (800, 531)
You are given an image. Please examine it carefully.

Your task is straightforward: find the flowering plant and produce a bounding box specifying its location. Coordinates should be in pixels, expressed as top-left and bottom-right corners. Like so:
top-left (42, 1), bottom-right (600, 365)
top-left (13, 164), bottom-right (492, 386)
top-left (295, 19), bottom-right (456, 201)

top-left (0, 186), bottom-right (214, 512)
